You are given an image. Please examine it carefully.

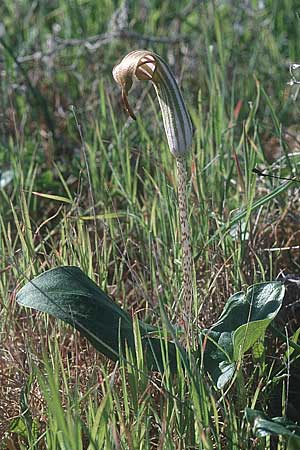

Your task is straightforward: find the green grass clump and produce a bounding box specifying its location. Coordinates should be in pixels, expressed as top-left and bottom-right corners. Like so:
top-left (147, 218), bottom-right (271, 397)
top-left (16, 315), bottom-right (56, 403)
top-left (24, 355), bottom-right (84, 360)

top-left (1, 0), bottom-right (300, 449)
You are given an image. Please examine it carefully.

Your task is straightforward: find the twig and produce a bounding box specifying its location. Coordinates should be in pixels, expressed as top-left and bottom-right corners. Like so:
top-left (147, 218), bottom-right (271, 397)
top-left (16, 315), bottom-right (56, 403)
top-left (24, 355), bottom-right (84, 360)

top-left (0, 36), bottom-right (56, 139)
top-left (253, 167), bottom-right (300, 183)
top-left (13, 30), bottom-right (188, 64)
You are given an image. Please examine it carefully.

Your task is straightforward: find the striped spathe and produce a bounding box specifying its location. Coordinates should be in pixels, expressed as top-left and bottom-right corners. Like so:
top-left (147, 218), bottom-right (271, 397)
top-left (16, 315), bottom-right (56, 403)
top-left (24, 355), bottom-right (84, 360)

top-left (113, 50), bottom-right (193, 157)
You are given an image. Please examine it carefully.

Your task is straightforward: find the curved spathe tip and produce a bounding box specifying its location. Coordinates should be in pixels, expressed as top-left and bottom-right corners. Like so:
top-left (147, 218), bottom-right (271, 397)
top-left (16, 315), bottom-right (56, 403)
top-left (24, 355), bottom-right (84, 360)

top-left (113, 50), bottom-right (193, 157)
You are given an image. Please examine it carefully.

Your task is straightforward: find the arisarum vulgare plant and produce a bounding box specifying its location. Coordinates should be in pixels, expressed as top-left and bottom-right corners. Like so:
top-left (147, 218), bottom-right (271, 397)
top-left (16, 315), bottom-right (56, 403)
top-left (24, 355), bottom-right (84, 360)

top-left (113, 50), bottom-right (194, 325)
top-left (16, 49), bottom-right (287, 392)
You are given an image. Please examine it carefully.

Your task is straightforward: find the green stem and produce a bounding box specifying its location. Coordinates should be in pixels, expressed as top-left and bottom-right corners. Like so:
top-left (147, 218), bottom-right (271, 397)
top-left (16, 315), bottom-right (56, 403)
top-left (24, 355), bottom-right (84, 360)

top-left (176, 156), bottom-right (193, 326)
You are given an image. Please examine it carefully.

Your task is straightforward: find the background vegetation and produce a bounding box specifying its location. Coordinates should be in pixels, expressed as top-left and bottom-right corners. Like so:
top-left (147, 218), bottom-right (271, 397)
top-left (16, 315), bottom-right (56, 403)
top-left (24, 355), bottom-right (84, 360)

top-left (1, 0), bottom-right (300, 448)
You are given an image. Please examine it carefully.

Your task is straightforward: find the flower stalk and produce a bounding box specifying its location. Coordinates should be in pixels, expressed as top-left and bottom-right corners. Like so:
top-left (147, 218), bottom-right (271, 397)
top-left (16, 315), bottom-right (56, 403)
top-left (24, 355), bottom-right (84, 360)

top-left (113, 50), bottom-right (194, 325)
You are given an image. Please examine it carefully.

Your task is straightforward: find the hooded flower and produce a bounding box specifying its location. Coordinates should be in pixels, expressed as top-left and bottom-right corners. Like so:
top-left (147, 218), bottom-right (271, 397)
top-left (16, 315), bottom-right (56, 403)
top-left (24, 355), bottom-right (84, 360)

top-left (113, 50), bottom-right (193, 157)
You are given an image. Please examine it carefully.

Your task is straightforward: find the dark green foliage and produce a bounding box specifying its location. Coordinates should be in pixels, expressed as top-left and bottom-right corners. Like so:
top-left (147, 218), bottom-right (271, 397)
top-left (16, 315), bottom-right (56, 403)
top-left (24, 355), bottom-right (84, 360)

top-left (201, 282), bottom-right (285, 388)
top-left (17, 268), bottom-right (285, 387)
top-left (16, 266), bottom-right (177, 372)
top-left (245, 408), bottom-right (300, 449)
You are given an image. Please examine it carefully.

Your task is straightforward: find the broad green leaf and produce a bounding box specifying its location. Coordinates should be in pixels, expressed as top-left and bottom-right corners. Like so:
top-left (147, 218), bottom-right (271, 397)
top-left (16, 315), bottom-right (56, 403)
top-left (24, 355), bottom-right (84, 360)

top-left (202, 282), bottom-right (285, 389)
top-left (245, 408), bottom-right (300, 448)
top-left (233, 282), bottom-right (284, 359)
top-left (16, 266), bottom-right (177, 372)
